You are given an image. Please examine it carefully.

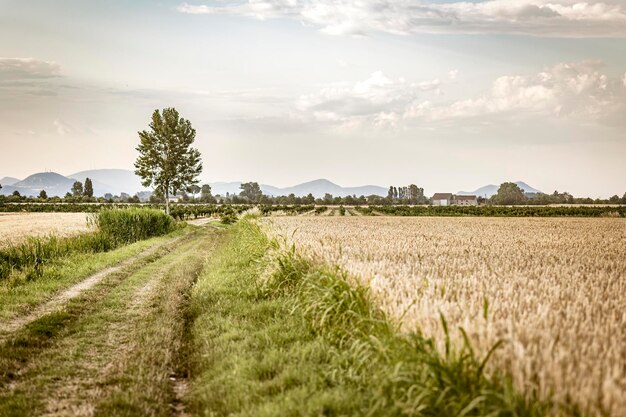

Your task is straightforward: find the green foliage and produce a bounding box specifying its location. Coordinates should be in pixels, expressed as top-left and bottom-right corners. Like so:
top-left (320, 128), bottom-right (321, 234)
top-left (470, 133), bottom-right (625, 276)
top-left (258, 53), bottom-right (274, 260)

top-left (492, 182), bottom-right (527, 205)
top-left (220, 212), bottom-right (238, 225)
top-left (96, 208), bottom-right (175, 245)
top-left (134, 107), bottom-right (202, 213)
top-left (71, 181), bottom-right (83, 197)
top-left (83, 177), bottom-right (94, 197)
top-left (239, 182), bottom-right (263, 202)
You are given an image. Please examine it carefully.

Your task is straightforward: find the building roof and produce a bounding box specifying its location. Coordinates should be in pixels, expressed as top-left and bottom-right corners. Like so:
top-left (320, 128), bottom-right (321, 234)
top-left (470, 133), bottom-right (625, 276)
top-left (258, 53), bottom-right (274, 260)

top-left (455, 195), bottom-right (477, 201)
top-left (432, 193), bottom-right (453, 200)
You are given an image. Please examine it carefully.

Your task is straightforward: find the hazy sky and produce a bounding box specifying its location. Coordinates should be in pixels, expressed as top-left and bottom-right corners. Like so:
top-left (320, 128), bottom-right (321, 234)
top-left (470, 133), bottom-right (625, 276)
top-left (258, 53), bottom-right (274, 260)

top-left (1, 0), bottom-right (625, 197)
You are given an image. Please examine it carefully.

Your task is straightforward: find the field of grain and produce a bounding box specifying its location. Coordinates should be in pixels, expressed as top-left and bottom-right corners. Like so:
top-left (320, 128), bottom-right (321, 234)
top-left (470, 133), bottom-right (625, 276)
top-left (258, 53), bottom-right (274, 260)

top-left (0, 212), bottom-right (94, 247)
top-left (264, 216), bottom-right (626, 416)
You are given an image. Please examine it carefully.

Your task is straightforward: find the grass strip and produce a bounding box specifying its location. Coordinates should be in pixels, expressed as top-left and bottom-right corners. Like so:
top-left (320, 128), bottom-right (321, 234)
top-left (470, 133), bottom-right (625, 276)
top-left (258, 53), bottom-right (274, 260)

top-left (0, 228), bottom-right (211, 417)
top-left (0, 227), bottom-right (189, 321)
top-left (189, 218), bottom-right (559, 417)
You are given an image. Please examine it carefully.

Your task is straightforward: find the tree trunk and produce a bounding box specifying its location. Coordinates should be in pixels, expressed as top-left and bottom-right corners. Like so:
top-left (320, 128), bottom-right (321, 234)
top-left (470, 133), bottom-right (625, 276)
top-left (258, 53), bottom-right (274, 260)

top-left (165, 188), bottom-right (170, 216)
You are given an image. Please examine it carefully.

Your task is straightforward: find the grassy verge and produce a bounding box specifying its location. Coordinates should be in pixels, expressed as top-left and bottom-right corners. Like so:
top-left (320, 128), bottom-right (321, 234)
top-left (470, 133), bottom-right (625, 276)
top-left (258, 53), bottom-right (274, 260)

top-left (189, 218), bottom-right (554, 416)
top-left (0, 227), bottom-right (189, 321)
top-left (0, 227), bottom-right (219, 417)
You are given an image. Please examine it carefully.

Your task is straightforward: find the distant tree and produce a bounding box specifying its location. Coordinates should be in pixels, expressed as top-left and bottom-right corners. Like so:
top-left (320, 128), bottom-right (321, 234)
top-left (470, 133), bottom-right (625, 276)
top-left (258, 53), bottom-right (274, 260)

top-left (104, 193), bottom-right (113, 200)
top-left (84, 178), bottom-right (94, 197)
top-left (38, 190), bottom-right (48, 199)
top-left (387, 186), bottom-right (394, 200)
top-left (72, 181), bottom-right (84, 197)
top-left (0, 183), bottom-right (2, 191)
top-left (64, 192), bottom-right (72, 199)
top-left (12, 190), bottom-right (20, 197)
top-left (609, 195), bottom-right (620, 204)
top-left (323, 193), bottom-right (333, 204)
top-left (621, 192), bottom-right (626, 204)
top-left (134, 107), bottom-right (203, 215)
top-left (188, 184), bottom-right (201, 200)
top-left (303, 193), bottom-right (315, 205)
top-left (239, 182), bottom-right (263, 202)
top-left (492, 182), bottom-right (526, 205)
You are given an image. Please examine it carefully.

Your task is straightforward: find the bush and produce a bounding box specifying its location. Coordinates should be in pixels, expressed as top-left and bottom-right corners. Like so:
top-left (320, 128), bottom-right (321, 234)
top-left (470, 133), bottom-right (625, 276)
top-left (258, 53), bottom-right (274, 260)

top-left (96, 208), bottom-right (174, 245)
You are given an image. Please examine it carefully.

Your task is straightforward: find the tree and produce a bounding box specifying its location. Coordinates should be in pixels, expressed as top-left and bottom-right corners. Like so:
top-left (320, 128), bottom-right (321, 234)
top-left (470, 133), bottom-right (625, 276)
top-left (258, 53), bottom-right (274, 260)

top-left (38, 190), bottom-right (48, 199)
top-left (84, 177), bottom-right (94, 197)
top-left (72, 181), bottom-right (83, 197)
top-left (492, 182), bottom-right (526, 205)
top-left (188, 184), bottom-right (201, 200)
top-left (12, 190), bottom-right (20, 197)
top-left (200, 184), bottom-right (215, 203)
top-left (239, 182), bottom-right (263, 202)
top-left (134, 107), bottom-right (203, 215)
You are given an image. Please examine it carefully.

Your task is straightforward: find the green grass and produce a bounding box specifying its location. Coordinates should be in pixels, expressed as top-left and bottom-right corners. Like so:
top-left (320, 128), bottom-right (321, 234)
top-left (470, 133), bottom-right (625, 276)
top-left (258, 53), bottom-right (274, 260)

top-left (0, 228), bottom-right (218, 417)
top-left (189, 218), bottom-right (555, 417)
top-left (0, 227), bottom-right (189, 321)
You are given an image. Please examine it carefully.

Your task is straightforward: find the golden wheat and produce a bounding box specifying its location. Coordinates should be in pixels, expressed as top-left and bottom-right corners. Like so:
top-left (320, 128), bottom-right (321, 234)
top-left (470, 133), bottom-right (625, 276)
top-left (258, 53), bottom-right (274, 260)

top-left (0, 212), bottom-right (94, 247)
top-left (263, 216), bottom-right (626, 416)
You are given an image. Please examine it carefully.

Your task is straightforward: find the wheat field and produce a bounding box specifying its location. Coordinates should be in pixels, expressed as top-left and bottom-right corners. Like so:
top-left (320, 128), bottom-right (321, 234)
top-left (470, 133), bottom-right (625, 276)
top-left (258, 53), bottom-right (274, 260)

top-left (264, 216), bottom-right (626, 416)
top-left (0, 212), bottom-right (94, 247)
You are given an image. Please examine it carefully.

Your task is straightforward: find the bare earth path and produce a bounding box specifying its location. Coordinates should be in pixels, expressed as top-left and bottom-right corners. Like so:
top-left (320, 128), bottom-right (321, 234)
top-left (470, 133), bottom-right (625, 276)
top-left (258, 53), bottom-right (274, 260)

top-left (0, 235), bottom-right (183, 338)
top-left (0, 226), bottom-right (224, 417)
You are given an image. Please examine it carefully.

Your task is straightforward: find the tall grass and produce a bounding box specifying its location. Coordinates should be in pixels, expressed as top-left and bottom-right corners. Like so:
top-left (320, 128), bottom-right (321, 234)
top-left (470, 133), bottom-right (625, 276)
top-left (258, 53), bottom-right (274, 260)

top-left (0, 208), bottom-right (175, 282)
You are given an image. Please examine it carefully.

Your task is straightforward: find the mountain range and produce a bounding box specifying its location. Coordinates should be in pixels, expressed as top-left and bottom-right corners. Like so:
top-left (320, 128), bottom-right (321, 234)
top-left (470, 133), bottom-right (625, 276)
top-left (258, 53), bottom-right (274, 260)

top-left (457, 182), bottom-right (542, 198)
top-left (0, 170), bottom-right (388, 198)
top-left (0, 169), bottom-right (542, 199)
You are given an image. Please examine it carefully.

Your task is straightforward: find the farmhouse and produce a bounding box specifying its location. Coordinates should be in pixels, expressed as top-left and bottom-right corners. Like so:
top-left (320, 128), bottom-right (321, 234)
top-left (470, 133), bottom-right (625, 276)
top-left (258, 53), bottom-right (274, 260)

top-left (431, 193), bottom-right (478, 206)
top-left (454, 195), bottom-right (478, 206)
top-left (432, 193), bottom-right (453, 206)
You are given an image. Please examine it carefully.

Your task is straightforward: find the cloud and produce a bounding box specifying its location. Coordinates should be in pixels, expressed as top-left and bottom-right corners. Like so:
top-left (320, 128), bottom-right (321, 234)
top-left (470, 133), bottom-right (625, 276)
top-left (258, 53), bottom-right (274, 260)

top-left (0, 57), bottom-right (61, 80)
top-left (416, 61), bottom-right (625, 122)
top-left (297, 62), bottom-right (626, 128)
top-left (176, 0), bottom-right (626, 37)
top-left (297, 70), bottom-right (442, 128)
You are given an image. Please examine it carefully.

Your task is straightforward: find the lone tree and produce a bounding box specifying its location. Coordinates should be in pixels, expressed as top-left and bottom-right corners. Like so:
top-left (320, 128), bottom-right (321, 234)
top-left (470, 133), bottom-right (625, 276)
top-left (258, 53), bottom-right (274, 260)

top-left (134, 108), bottom-right (202, 215)
top-left (239, 182), bottom-right (262, 203)
top-left (492, 182), bottom-right (526, 205)
top-left (39, 189), bottom-right (48, 199)
top-left (72, 181), bottom-right (84, 197)
top-left (84, 178), bottom-right (94, 198)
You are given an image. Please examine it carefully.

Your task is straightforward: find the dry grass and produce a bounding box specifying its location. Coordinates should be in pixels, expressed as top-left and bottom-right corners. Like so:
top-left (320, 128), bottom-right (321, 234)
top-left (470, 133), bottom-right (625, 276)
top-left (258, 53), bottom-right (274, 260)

top-left (264, 216), bottom-right (626, 416)
top-left (0, 213), bottom-right (93, 247)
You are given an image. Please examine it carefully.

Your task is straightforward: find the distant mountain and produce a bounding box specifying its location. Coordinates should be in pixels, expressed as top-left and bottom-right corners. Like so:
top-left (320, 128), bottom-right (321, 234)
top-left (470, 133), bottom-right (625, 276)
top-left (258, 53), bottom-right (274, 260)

top-left (457, 181), bottom-right (542, 198)
top-left (4, 172), bottom-right (76, 197)
top-left (1, 169), bottom-right (388, 199)
top-left (0, 177), bottom-right (20, 186)
top-left (209, 179), bottom-right (387, 198)
top-left (69, 169), bottom-right (148, 196)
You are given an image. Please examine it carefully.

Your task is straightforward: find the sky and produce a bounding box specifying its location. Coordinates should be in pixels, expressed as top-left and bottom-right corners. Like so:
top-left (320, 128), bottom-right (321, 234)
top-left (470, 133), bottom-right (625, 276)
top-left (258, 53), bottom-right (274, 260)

top-left (0, 0), bottom-right (625, 197)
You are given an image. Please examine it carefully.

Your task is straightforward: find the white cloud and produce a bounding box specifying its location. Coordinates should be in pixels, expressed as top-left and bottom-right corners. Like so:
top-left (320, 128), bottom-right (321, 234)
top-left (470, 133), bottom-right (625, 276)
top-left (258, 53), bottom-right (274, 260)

top-left (177, 0), bottom-right (626, 37)
top-left (0, 58), bottom-right (61, 80)
top-left (297, 62), bottom-right (626, 128)
top-left (297, 70), bottom-right (442, 128)
top-left (418, 61), bottom-right (624, 121)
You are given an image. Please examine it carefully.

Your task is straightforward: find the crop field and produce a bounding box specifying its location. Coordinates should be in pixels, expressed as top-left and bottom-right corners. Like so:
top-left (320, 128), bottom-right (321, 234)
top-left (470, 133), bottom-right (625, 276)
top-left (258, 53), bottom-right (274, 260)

top-left (0, 212), bottom-right (94, 247)
top-left (264, 216), bottom-right (626, 416)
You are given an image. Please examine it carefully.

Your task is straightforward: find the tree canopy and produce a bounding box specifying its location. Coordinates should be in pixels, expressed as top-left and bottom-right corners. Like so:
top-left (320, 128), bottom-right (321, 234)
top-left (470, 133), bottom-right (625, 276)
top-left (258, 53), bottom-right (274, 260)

top-left (239, 182), bottom-right (263, 202)
top-left (134, 107), bottom-right (202, 214)
top-left (492, 182), bottom-right (526, 205)
top-left (84, 178), bottom-right (94, 198)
